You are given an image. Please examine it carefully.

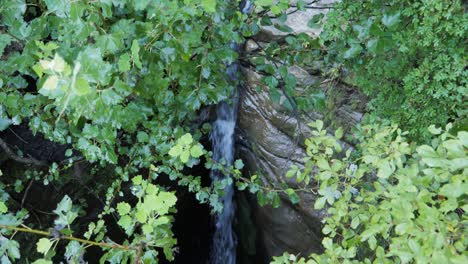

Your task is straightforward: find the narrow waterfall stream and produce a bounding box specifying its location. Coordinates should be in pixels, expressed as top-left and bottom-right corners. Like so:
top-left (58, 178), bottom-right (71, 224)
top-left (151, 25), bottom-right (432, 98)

top-left (209, 1), bottom-right (253, 263)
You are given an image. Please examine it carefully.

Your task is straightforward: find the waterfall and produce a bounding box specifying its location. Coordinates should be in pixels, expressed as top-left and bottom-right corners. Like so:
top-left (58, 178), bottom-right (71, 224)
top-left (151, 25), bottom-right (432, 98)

top-left (209, 1), bottom-right (252, 263)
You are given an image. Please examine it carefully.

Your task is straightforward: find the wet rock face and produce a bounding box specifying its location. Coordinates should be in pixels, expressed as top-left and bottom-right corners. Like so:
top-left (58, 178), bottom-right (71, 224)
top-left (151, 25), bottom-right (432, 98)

top-left (236, 0), bottom-right (366, 259)
top-left (255, 0), bottom-right (335, 42)
top-left (237, 68), bottom-right (326, 259)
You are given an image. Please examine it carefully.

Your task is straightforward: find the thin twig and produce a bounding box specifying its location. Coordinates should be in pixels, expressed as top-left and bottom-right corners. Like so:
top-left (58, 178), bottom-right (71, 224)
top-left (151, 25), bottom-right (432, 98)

top-left (21, 179), bottom-right (34, 208)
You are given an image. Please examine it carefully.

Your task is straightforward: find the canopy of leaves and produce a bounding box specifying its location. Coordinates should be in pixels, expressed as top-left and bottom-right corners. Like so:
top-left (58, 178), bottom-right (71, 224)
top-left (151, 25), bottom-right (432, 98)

top-left (320, 0), bottom-right (467, 141)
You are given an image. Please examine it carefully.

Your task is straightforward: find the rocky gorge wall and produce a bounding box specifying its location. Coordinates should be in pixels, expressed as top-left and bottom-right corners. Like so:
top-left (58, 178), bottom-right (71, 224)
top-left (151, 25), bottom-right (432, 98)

top-left (235, 0), bottom-right (365, 260)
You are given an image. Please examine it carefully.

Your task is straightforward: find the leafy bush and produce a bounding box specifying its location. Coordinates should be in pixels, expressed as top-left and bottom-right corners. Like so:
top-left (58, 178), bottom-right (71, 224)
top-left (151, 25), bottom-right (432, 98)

top-left (320, 0), bottom-right (467, 140)
top-left (0, 0), bottom-right (245, 262)
top-left (273, 120), bottom-right (467, 263)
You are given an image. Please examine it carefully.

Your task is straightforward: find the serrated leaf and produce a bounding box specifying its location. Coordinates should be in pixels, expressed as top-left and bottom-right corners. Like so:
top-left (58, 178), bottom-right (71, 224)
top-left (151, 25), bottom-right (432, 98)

top-left (168, 145), bottom-right (182, 157)
top-left (116, 202), bottom-right (131, 216)
top-left (234, 159), bottom-right (244, 170)
top-left (118, 215), bottom-right (132, 231)
top-left (135, 209), bottom-right (147, 223)
top-left (190, 144), bottom-right (203, 158)
top-left (179, 133), bottom-right (193, 145)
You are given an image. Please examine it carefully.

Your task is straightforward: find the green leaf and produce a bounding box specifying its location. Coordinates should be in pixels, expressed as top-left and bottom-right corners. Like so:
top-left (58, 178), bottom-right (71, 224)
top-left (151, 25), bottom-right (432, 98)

top-left (36, 238), bottom-right (53, 255)
top-left (44, 0), bottom-right (71, 18)
top-left (428, 125), bottom-right (442, 135)
top-left (32, 260), bottom-right (53, 264)
top-left (286, 189), bottom-right (300, 204)
top-left (131, 40), bottom-right (142, 69)
top-left (116, 202), bottom-right (131, 216)
top-left (137, 131), bottom-right (149, 143)
top-left (134, 0), bottom-right (151, 11)
top-left (234, 159), bottom-right (244, 170)
top-left (0, 34), bottom-right (13, 56)
top-left (190, 144), bottom-right (203, 158)
top-left (439, 183), bottom-right (467, 198)
top-left (314, 197), bottom-right (326, 209)
top-left (41, 75), bottom-right (59, 91)
top-left (201, 0), bottom-right (217, 13)
top-left (180, 150), bottom-right (190, 163)
top-left (382, 12), bottom-right (400, 27)
top-left (132, 175), bottom-right (143, 185)
top-left (334, 127), bottom-right (344, 139)
top-left (73, 77), bottom-right (91, 95)
top-left (179, 133), bottom-right (193, 145)
top-left (168, 145), bottom-right (182, 157)
top-left (135, 209), bottom-right (147, 223)
top-left (343, 43), bottom-right (362, 59)
top-left (0, 118), bottom-right (12, 131)
top-left (118, 53), bottom-right (131, 72)
top-left (142, 224), bottom-right (153, 235)
top-left (256, 0), bottom-right (273, 7)
top-left (118, 215), bottom-right (133, 231)
top-left (0, 202), bottom-right (7, 213)
top-left (377, 160), bottom-right (394, 178)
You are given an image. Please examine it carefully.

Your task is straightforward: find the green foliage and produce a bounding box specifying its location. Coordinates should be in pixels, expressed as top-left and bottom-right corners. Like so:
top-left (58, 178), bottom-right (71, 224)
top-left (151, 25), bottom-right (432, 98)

top-left (0, 0), bottom-right (244, 261)
top-left (278, 120), bottom-right (467, 263)
top-left (320, 0), bottom-right (467, 140)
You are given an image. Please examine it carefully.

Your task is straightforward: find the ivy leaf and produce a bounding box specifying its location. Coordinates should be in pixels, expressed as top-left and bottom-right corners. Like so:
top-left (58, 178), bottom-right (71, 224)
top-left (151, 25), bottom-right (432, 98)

top-left (36, 238), bottom-right (53, 255)
top-left (201, 0), bottom-right (216, 13)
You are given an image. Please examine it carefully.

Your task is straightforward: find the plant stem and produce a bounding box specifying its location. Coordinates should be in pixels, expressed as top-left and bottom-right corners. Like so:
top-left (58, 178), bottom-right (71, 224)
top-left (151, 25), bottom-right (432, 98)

top-left (0, 224), bottom-right (136, 251)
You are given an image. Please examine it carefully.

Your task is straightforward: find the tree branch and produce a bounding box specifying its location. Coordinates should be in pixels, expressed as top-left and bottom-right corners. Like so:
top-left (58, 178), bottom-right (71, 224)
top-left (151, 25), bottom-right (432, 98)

top-left (0, 138), bottom-right (48, 167)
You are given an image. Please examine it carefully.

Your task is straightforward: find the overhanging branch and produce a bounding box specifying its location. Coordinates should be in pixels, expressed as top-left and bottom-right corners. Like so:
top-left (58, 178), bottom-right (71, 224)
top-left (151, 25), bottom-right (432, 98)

top-left (0, 138), bottom-right (48, 167)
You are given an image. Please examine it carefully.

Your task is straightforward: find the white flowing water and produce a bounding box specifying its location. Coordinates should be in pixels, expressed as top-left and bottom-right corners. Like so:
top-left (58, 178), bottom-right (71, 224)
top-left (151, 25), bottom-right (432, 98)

top-left (209, 1), bottom-right (252, 263)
